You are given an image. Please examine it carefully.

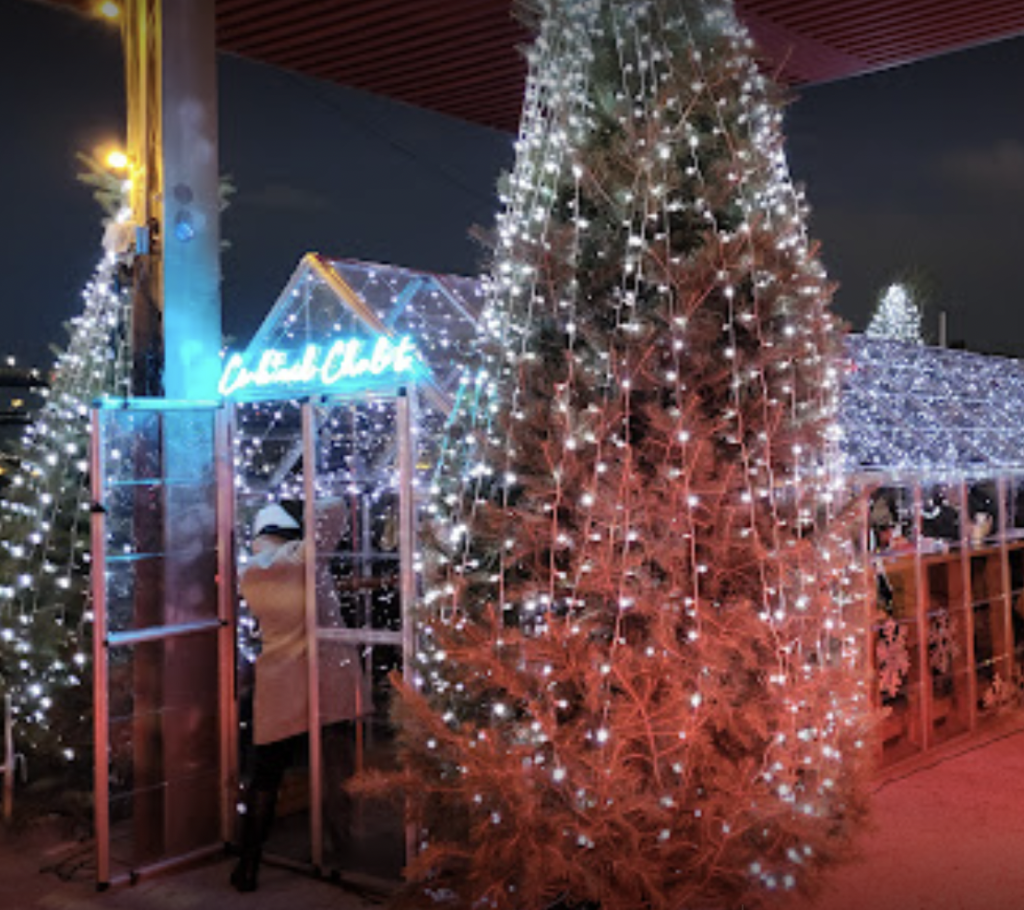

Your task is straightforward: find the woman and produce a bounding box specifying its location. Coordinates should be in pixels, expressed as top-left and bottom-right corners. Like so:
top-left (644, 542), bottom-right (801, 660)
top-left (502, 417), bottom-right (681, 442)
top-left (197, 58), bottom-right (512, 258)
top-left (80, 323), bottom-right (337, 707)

top-left (231, 501), bottom-right (309, 892)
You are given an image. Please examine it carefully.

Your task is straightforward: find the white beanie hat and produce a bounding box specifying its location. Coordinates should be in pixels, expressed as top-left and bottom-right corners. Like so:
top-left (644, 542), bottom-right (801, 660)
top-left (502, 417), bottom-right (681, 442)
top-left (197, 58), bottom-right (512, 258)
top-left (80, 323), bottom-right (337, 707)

top-left (252, 503), bottom-right (302, 539)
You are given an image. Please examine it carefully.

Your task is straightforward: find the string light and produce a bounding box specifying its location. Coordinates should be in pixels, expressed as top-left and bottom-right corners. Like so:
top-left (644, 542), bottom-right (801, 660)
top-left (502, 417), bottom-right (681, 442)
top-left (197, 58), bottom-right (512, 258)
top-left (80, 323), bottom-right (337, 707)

top-left (382, 2), bottom-right (874, 907)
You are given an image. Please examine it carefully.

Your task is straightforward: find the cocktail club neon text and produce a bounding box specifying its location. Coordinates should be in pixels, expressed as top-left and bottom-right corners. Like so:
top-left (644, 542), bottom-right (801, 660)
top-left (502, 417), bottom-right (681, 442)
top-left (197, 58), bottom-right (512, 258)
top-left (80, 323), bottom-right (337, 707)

top-left (219, 335), bottom-right (417, 396)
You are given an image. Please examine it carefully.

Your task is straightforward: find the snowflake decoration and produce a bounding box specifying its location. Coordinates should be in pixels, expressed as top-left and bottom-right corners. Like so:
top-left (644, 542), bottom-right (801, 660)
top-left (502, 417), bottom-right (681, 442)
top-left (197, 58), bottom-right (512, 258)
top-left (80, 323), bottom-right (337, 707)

top-left (982, 673), bottom-right (1010, 711)
top-left (982, 670), bottom-right (1024, 712)
top-left (876, 617), bottom-right (910, 699)
top-left (928, 610), bottom-right (960, 675)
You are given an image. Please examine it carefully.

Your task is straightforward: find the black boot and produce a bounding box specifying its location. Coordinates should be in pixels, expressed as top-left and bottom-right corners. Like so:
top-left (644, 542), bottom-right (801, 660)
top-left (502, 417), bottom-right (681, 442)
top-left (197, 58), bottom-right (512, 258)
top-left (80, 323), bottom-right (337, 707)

top-left (231, 786), bottom-right (278, 892)
top-left (230, 854), bottom-right (260, 893)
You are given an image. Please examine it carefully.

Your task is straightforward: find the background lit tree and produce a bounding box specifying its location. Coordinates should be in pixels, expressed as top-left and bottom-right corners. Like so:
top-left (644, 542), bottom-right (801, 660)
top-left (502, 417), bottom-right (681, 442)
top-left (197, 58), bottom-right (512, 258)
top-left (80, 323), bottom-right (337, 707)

top-left (865, 281), bottom-right (924, 344)
top-left (0, 162), bottom-right (132, 817)
top-left (372, 1), bottom-right (873, 908)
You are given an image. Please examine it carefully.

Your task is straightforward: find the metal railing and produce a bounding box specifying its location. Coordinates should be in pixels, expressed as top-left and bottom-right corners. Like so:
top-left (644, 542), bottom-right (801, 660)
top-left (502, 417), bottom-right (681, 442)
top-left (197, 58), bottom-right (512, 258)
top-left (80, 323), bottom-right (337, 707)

top-left (1, 692), bottom-right (26, 824)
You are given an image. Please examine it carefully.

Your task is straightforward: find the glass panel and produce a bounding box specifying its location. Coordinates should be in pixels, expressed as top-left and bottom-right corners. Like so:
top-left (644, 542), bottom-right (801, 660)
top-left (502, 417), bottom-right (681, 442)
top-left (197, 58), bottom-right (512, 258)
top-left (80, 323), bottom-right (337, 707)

top-left (105, 550), bottom-right (218, 634)
top-left (102, 410), bottom-right (162, 486)
top-left (973, 598), bottom-right (998, 714)
top-left (232, 400), bottom-right (305, 512)
top-left (102, 409), bottom-right (218, 633)
top-left (867, 473), bottom-right (1024, 757)
top-left (1010, 474), bottom-right (1024, 691)
top-left (319, 495), bottom-right (402, 634)
top-left (106, 632), bottom-right (221, 871)
top-left (313, 398), bottom-right (408, 879)
top-left (320, 645), bottom-right (404, 879)
top-left (924, 558), bottom-right (971, 744)
top-left (1015, 599), bottom-right (1024, 703)
top-left (231, 396), bottom-right (411, 876)
top-left (97, 405), bottom-right (224, 882)
top-left (972, 556), bottom-right (1014, 719)
top-left (1008, 476), bottom-right (1024, 541)
top-left (1009, 543), bottom-right (1024, 591)
top-left (873, 557), bottom-right (924, 765)
top-left (1007, 476), bottom-right (1024, 694)
top-left (1007, 472), bottom-right (1024, 691)
top-left (314, 399), bottom-right (404, 635)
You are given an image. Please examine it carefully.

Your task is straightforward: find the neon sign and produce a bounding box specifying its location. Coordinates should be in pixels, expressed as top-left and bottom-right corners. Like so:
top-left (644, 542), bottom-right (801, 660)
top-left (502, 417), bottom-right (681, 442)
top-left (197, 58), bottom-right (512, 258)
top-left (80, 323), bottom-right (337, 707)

top-left (219, 335), bottom-right (417, 397)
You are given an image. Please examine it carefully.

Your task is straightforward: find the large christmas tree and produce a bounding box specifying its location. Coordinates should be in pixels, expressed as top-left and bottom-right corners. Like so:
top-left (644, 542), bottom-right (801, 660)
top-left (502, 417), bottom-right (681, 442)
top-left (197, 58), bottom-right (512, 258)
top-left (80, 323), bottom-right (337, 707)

top-left (381, 1), bottom-right (873, 907)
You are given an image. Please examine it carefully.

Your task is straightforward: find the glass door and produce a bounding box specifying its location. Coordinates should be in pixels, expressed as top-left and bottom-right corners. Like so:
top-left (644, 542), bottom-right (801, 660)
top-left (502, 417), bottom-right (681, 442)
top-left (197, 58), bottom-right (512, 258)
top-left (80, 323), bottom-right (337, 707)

top-left (308, 392), bottom-right (415, 882)
top-left (91, 401), bottom-right (234, 887)
top-left (230, 390), bottom-right (415, 885)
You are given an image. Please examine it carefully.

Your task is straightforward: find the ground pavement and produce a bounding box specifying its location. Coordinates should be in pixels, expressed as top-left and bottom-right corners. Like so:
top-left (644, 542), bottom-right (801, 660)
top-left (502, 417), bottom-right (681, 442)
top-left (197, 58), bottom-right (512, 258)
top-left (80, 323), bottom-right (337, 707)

top-left (789, 721), bottom-right (1024, 910)
top-left (0, 831), bottom-right (376, 910)
top-left (2, 723), bottom-right (1023, 910)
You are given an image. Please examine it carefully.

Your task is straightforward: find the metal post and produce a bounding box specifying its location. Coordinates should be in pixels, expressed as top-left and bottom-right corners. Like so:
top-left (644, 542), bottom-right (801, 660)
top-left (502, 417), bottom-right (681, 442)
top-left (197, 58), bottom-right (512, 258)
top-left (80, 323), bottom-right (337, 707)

top-left (397, 389), bottom-right (417, 866)
top-left (857, 477), bottom-right (886, 769)
top-left (302, 401), bottom-right (324, 869)
top-left (90, 409), bottom-right (111, 888)
top-left (397, 390), bottom-right (416, 683)
top-left (960, 478), bottom-right (978, 730)
top-left (216, 406), bottom-right (237, 844)
top-left (997, 476), bottom-right (1014, 697)
top-left (913, 482), bottom-right (932, 752)
top-left (2, 693), bottom-right (13, 825)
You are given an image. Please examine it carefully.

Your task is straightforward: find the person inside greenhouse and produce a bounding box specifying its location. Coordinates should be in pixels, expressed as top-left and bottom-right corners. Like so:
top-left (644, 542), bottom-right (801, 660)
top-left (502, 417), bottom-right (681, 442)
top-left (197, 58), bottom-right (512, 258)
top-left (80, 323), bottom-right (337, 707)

top-left (921, 485), bottom-right (960, 543)
top-left (231, 499), bottom-right (365, 892)
top-left (967, 484), bottom-right (996, 545)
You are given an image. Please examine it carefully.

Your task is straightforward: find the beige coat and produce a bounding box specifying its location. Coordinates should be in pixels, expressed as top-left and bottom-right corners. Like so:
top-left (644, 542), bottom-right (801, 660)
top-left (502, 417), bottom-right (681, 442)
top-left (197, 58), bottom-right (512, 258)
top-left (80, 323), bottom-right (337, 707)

top-left (241, 538), bottom-right (369, 745)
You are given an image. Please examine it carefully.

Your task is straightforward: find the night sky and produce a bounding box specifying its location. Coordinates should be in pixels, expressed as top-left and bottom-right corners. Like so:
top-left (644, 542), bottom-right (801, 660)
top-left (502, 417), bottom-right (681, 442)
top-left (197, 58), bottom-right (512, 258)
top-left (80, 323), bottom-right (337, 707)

top-left (3, 0), bottom-right (1024, 371)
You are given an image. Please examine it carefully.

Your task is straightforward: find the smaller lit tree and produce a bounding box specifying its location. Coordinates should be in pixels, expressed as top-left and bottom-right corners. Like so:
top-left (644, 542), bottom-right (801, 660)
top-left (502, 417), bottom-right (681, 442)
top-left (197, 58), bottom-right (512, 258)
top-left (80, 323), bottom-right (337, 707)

top-left (865, 282), bottom-right (923, 344)
top-left (0, 162), bottom-right (133, 818)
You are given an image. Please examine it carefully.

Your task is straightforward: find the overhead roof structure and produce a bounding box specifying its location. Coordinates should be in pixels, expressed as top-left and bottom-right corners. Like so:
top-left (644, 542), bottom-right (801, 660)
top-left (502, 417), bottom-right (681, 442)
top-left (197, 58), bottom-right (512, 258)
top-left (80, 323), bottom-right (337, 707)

top-left (43, 0), bottom-right (1024, 133)
top-left (842, 336), bottom-right (1024, 476)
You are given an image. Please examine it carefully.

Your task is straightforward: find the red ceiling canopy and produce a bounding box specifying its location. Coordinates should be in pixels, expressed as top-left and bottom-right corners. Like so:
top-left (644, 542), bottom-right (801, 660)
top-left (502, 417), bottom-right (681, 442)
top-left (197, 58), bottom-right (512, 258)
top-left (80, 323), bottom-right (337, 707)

top-left (45, 0), bottom-right (1024, 132)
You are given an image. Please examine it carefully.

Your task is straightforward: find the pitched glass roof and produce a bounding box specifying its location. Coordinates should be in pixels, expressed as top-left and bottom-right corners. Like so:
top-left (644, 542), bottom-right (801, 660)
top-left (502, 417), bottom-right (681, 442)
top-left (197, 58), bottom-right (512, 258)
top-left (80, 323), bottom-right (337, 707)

top-left (236, 257), bottom-right (1024, 480)
top-left (841, 335), bottom-right (1024, 476)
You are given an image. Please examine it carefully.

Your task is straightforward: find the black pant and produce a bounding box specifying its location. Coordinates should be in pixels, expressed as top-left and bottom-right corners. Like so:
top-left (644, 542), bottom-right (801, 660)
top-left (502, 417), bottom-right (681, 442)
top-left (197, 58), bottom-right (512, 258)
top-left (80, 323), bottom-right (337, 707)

top-left (250, 734), bottom-right (302, 795)
top-left (238, 727), bottom-right (354, 862)
top-left (235, 735), bottom-right (300, 881)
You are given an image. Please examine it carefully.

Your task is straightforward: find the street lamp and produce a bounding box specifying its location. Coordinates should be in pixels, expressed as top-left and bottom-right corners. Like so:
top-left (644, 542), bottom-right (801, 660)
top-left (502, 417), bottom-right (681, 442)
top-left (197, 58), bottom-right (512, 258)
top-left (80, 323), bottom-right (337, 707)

top-left (105, 149), bottom-right (129, 171)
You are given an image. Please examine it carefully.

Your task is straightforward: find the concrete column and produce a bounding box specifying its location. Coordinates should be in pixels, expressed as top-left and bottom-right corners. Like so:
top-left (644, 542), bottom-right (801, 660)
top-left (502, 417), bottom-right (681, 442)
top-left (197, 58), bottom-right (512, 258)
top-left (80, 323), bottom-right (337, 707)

top-left (160, 0), bottom-right (222, 400)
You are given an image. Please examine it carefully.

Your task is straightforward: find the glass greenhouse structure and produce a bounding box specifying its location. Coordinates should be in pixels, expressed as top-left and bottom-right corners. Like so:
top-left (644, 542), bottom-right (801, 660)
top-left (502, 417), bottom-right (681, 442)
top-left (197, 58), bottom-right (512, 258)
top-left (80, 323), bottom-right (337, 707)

top-left (843, 335), bottom-right (1024, 767)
